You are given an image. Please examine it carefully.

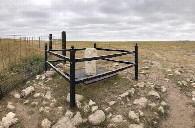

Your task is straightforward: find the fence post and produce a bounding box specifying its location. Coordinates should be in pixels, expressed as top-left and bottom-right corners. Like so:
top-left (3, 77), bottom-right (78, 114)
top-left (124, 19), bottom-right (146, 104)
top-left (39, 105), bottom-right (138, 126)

top-left (49, 34), bottom-right (52, 51)
top-left (94, 43), bottom-right (96, 48)
top-left (0, 86), bottom-right (3, 100)
top-left (62, 31), bottom-right (66, 62)
top-left (39, 37), bottom-right (40, 48)
top-left (135, 43), bottom-right (138, 80)
top-left (70, 46), bottom-right (76, 108)
top-left (45, 43), bottom-right (48, 72)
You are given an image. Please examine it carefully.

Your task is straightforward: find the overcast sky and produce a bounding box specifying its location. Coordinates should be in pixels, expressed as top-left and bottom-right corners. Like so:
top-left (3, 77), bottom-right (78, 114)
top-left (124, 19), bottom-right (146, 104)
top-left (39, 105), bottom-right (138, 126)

top-left (0, 0), bottom-right (195, 41)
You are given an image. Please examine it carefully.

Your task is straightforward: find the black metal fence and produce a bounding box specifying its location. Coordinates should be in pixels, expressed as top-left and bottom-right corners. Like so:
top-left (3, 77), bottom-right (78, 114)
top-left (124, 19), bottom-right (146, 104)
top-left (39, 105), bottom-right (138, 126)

top-left (45, 32), bottom-right (138, 108)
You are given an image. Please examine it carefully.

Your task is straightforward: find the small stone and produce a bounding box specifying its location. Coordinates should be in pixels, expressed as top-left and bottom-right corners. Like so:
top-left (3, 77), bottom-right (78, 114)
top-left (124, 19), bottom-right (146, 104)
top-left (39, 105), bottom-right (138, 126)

top-left (160, 101), bottom-right (167, 106)
top-left (65, 110), bottom-right (73, 118)
top-left (111, 115), bottom-right (123, 123)
top-left (108, 124), bottom-right (117, 128)
top-left (142, 66), bottom-right (149, 70)
top-left (14, 94), bottom-right (20, 99)
top-left (41, 118), bottom-right (51, 128)
top-left (52, 116), bottom-right (75, 128)
top-left (133, 97), bottom-right (148, 106)
top-left (56, 63), bottom-right (64, 68)
top-left (149, 103), bottom-right (157, 107)
top-left (34, 93), bottom-right (41, 98)
top-left (161, 86), bottom-right (166, 93)
top-left (83, 105), bottom-right (90, 113)
top-left (128, 111), bottom-right (139, 122)
top-left (149, 90), bottom-right (160, 98)
top-left (145, 82), bottom-right (154, 88)
top-left (45, 71), bottom-right (55, 78)
top-left (7, 102), bottom-right (15, 110)
top-left (181, 80), bottom-right (187, 86)
top-left (71, 112), bottom-right (83, 126)
top-left (129, 124), bottom-right (143, 128)
top-left (21, 86), bottom-right (35, 98)
top-left (167, 74), bottom-right (173, 76)
top-left (175, 70), bottom-right (181, 75)
top-left (105, 107), bottom-right (111, 112)
top-left (158, 106), bottom-right (164, 113)
top-left (107, 113), bottom-right (113, 119)
top-left (45, 91), bottom-right (52, 100)
top-left (91, 106), bottom-right (98, 112)
top-left (88, 110), bottom-right (105, 125)
top-left (138, 110), bottom-right (144, 116)
top-left (23, 100), bottom-right (29, 104)
top-left (119, 92), bottom-right (129, 98)
top-left (88, 99), bottom-right (96, 106)
top-left (66, 93), bottom-right (83, 103)
top-left (76, 101), bottom-right (82, 108)
top-left (137, 82), bottom-right (145, 88)
top-left (108, 101), bottom-right (116, 106)
top-left (192, 97), bottom-right (195, 102)
top-left (31, 102), bottom-right (38, 106)
top-left (0, 112), bottom-right (18, 128)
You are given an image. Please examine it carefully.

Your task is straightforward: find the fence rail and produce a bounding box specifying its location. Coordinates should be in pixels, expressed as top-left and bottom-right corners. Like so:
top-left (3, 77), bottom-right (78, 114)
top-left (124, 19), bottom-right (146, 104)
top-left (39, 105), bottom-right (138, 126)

top-left (45, 33), bottom-right (138, 108)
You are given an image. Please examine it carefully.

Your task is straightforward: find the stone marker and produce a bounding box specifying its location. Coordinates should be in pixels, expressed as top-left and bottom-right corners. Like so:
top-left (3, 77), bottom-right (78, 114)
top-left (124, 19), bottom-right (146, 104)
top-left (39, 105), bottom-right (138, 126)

top-left (85, 48), bottom-right (97, 75)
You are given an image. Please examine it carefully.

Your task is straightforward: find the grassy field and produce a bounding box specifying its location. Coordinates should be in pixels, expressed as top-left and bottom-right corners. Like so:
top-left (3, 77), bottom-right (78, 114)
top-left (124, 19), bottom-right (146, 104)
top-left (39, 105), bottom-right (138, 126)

top-left (0, 41), bottom-right (195, 128)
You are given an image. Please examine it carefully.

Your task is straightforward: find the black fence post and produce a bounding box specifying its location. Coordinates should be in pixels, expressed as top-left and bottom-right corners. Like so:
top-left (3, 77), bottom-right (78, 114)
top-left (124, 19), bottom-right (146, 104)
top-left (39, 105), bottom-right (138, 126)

top-left (94, 43), bottom-right (96, 48)
top-left (62, 31), bottom-right (66, 62)
top-left (49, 34), bottom-right (52, 51)
top-left (45, 43), bottom-right (48, 72)
top-left (135, 43), bottom-right (138, 80)
top-left (70, 46), bottom-right (76, 108)
top-left (0, 86), bottom-right (3, 100)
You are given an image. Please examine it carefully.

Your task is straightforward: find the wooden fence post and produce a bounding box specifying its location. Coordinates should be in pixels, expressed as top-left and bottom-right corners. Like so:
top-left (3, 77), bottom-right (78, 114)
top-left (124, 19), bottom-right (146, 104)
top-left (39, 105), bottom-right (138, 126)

top-left (45, 43), bottom-right (48, 72)
top-left (135, 43), bottom-right (138, 80)
top-left (49, 34), bottom-right (52, 51)
top-left (62, 31), bottom-right (66, 62)
top-left (70, 46), bottom-right (76, 108)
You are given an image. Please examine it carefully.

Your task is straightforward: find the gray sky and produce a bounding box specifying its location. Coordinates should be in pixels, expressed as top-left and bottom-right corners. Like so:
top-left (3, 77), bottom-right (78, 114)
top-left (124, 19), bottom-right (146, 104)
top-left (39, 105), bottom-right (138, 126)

top-left (0, 0), bottom-right (195, 41)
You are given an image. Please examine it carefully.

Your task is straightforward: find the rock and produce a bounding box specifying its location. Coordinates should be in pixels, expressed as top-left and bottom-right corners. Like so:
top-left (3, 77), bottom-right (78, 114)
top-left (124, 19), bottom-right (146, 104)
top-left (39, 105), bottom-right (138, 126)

top-left (56, 63), bottom-right (64, 68)
top-left (85, 48), bottom-right (97, 75)
top-left (107, 113), bottom-right (113, 119)
top-left (91, 106), bottom-right (98, 112)
top-left (160, 101), bottom-right (167, 106)
top-left (149, 103), bottom-right (157, 107)
top-left (34, 93), bottom-right (41, 98)
top-left (14, 94), bottom-right (20, 99)
top-left (105, 107), bottom-right (111, 112)
top-left (39, 107), bottom-right (50, 113)
top-left (108, 124), bottom-right (117, 128)
top-left (181, 80), bottom-right (187, 86)
top-left (192, 97), bottom-right (195, 102)
top-left (88, 110), bottom-right (105, 125)
top-left (149, 90), bottom-right (160, 98)
top-left (142, 66), bottom-right (149, 70)
top-left (119, 88), bottom-right (134, 98)
top-left (76, 101), bottom-right (82, 108)
top-left (129, 124), bottom-right (143, 128)
top-left (31, 102), bottom-right (39, 106)
top-left (108, 101), bottom-right (116, 106)
top-left (52, 116), bottom-right (75, 128)
top-left (111, 115), bottom-right (123, 123)
top-left (161, 86), bottom-right (166, 92)
top-left (137, 82), bottom-right (145, 88)
top-left (128, 111), bottom-right (139, 122)
top-left (23, 100), bottom-right (29, 104)
top-left (83, 105), bottom-right (90, 113)
top-left (7, 102), bottom-right (15, 110)
top-left (158, 106), bottom-right (164, 113)
top-left (175, 70), bottom-right (181, 75)
top-left (133, 97), bottom-right (147, 106)
top-left (71, 112), bottom-right (83, 126)
top-left (66, 93), bottom-right (83, 103)
top-left (41, 118), bottom-right (51, 128)
top-left (139, 110), bottom-right (144, 116)
top-left (145, 82), bottom-right (154, 88)
top-left (45, 71), bottom-right (55, 78)
top-left (167, 74), bottom-right (173, 76)
top-left (21, 86), bottom-right (35, 98)
top-left (0, 112), bottom-right (18, 128)
top-left (45, 91), bottom-right (52, 100)
top-left (65, 110), bottom-right (73, 119)
top-left (88, 99), bottom-right (96, 106)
